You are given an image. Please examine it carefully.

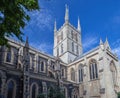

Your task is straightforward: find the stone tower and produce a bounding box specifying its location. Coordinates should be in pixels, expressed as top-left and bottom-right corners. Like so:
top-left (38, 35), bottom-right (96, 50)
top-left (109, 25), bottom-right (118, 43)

top-left (53, 5), bottom-right (82, 64)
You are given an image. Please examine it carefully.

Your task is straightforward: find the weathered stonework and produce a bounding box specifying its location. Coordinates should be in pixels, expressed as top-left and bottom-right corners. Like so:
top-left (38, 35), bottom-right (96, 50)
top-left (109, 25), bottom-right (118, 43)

top-left (0, 5), bottom-right (120, 98)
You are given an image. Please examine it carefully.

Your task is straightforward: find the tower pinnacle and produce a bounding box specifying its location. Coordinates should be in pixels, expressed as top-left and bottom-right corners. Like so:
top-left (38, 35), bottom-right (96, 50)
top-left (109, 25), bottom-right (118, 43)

top-left (100, 38), bottom-right (103, 45)
top-left (65, 4), bottom-right (69, 23)
top-left (54, 20), bottom-right (57, 32)
top-left (77, 17), bottom-right (81, 32)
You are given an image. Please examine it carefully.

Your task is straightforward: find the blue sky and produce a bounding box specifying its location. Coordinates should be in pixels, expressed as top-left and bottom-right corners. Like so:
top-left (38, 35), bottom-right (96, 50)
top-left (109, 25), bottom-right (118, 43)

top-left (22, 0), bottom-right (120, 58)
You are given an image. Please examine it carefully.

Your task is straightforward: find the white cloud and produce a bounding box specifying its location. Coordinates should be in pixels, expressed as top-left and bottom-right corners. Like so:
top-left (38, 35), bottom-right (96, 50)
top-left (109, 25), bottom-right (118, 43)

top-left (27, 9), bottom-right (54, 31)
top-left (112, 39), bottom-right (120, 58)
top-left (112, 47), bottom-right (120, 58)
top-left (83, 36), bottom-right (98, 51)
top-left (30, 42), bottom-right (53, 54)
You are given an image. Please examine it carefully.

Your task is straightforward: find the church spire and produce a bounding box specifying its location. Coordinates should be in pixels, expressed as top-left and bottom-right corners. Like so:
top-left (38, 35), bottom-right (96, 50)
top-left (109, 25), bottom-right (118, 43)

top-left (54, 20), bottom-right (57, 32)
top-left (77, 17), bottom-right (81, 32)
top-left (65, 4), bottom-right (69, 23)
top-left (25, 36), bottom-right (29, 48)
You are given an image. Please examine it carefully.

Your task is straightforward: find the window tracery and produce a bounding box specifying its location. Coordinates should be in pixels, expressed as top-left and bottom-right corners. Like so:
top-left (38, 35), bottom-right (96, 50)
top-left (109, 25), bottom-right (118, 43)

top-left (89, 59), bottom-right (98, 80)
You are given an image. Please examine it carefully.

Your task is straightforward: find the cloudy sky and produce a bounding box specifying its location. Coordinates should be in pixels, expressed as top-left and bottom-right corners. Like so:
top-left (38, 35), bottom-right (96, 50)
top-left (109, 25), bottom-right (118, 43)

top-left (22, 0), bottom-right (120, 58)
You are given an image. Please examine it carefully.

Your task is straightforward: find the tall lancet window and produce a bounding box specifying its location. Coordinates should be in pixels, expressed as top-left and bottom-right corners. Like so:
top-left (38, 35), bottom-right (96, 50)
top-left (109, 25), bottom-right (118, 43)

top-left (61, 44), bottom-right (63, 53)
top-left (89, 59), bottom-right (98, 80)
top-left (7, 80), bottom-right (16, 98)
top-left (76, 33), bottom-right (78, 42)
top-left (72, 42), bottom-right (74, 52)
top-left (71, 30), bottom-right (73, 39)
top-left (110, 61), bottom-right (116, 85)
top-left (6, 48), bottom-right (11, 62)
top-left (76, 45), bottom-right (79, 54)
top-left (79, 64), bottom-right (83, 82)
top-left (71, 68), bottom-right (75, 81)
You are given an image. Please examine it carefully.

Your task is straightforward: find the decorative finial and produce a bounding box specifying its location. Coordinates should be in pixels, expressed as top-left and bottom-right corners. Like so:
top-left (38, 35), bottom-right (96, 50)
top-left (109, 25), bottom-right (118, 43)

top-left (65, 4), bottom-right (69, 23)
top-left (100, 38), bottom-right (103, 45)
top-left (77, 17), bottom-right (81, 32)
top-left (105, 37), bottom-right (108, 44)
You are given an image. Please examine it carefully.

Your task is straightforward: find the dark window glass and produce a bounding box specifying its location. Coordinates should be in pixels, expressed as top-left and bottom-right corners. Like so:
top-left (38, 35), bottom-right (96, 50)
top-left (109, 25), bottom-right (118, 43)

top-left (61, 69), bottom-right (64, 76)
top-left (6, 49), bottom-right (11, 62)
top-left (32, 84), bottom-right (36, 98)
top-left (53, 65), bottom-right (54, 69)
top-left (92, 64), bottom-right (95, 79)
top-left (41, 62), bottom-right (44, 71)
top-left (79, 68), bottom-right (83, 82)
top-left (7, 81), bottom-right (14, 98)
top-left (95, 63), bottom-right (98, 78)
top-left (89, 65), bottom-right (92, 79)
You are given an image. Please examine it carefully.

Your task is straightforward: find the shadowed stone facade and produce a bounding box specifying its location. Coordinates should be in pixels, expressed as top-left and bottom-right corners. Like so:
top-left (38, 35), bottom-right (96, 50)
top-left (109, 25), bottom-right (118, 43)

top-left (0, 5), bottom-right (120, 98)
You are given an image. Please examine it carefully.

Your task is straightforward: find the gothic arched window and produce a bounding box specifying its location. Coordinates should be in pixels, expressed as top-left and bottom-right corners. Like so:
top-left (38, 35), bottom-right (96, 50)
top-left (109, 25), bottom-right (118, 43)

top-left (71, 68), bottom-right (75, 81)
top-left (41, 61), bottom-right (44, 71)
top-left (7, 80), bottom-right (16, 98)
top-left (6, 48), bottom-right (11, 62)
top-left (79, 65), bottom-right (83, 82)
top-left (89, 59), bottom-right (98, 80)
top-left (110, 61), bottom-right (116, 85)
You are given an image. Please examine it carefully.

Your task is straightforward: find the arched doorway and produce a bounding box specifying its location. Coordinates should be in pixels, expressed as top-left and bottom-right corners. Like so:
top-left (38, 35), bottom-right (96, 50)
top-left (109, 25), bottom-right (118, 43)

top-left (7, 79), bottom-right (16, 98)
top-left (30, 83), bottom-right (38, 98)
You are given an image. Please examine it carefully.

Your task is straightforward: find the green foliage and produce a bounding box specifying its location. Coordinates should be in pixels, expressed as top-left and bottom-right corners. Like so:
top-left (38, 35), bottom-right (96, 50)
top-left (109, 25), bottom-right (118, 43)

top-left (0, 0), bottom-right (39, 45)
top-left (118, 92), bottom-right (120, 98)
top-left (37, 93), bottom-right (46, 98)
top-left (37, 86), bottom-right (65, 98)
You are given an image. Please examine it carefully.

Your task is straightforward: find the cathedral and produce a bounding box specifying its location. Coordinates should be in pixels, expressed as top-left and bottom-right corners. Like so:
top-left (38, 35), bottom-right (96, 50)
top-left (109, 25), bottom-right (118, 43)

top-left (0, 5), bottom-right (120, 98)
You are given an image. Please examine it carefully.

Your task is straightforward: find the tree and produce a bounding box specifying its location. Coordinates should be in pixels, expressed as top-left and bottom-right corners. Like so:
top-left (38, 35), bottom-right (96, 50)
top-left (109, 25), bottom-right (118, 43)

top-left (0, 0), bottom-right (39, 45)
top-left (118, 92), bottom-right (120, 98)
top-left (48, 86), bottom-right (65, 98)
